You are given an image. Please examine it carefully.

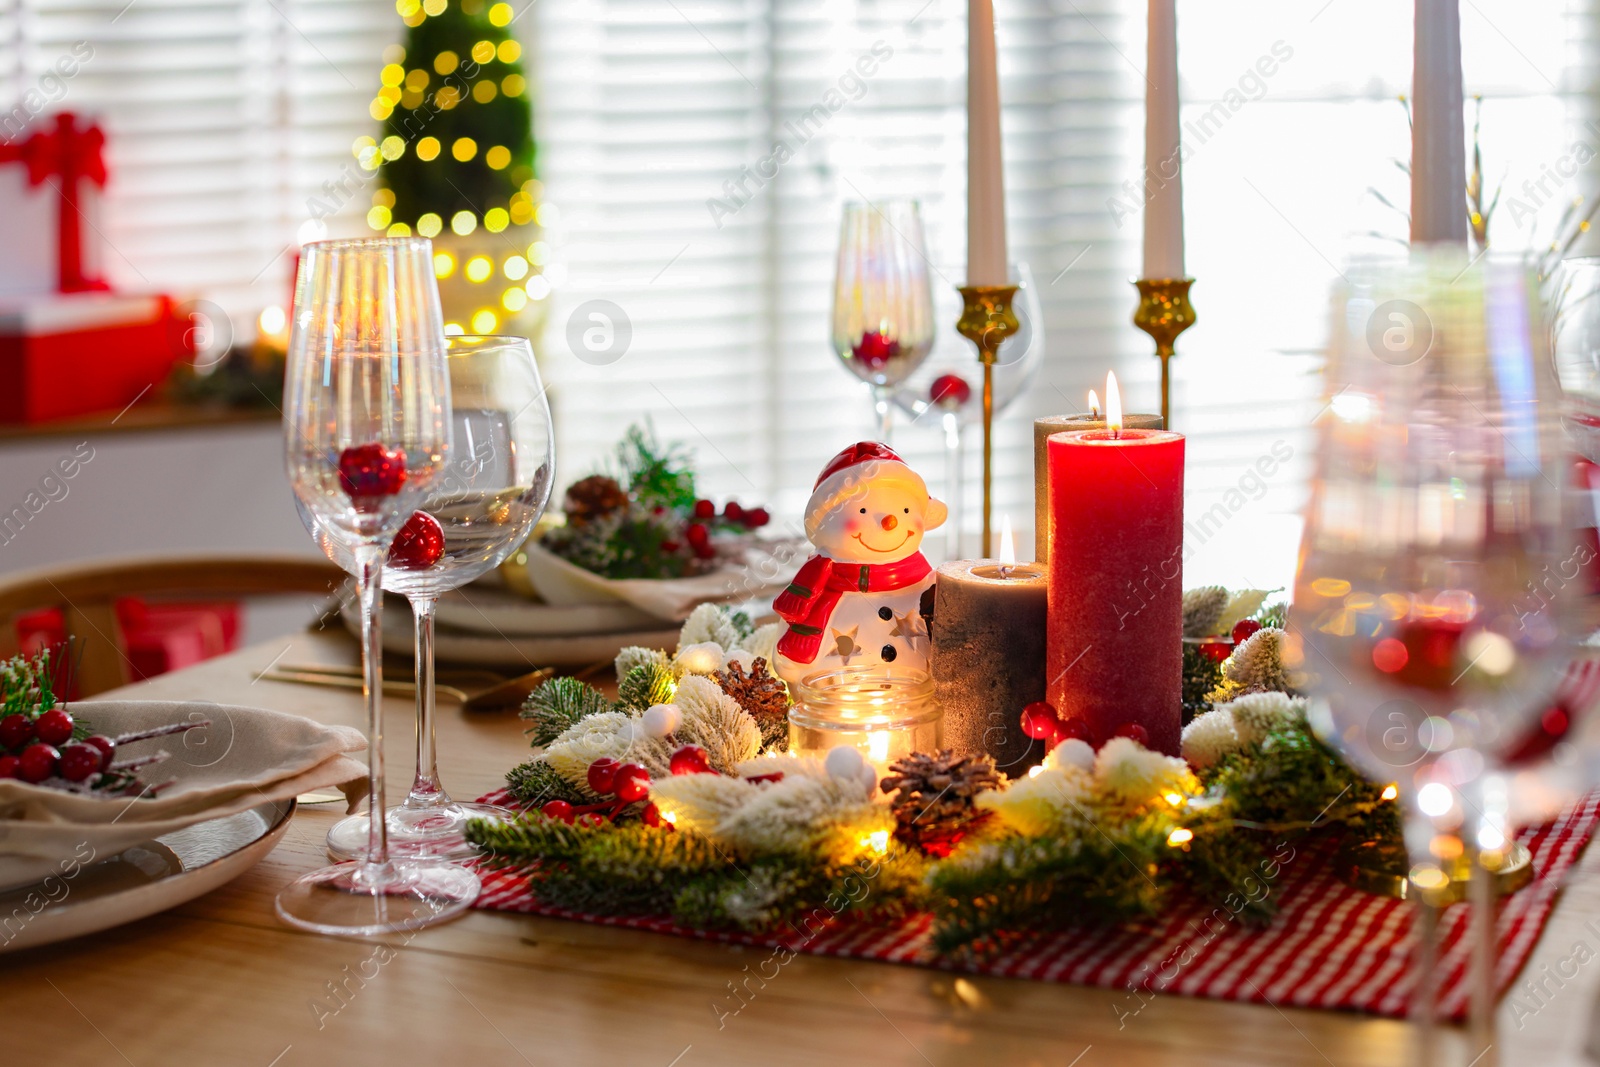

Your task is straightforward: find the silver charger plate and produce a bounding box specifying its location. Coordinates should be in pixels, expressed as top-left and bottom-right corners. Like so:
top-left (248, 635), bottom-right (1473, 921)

top-left (0, 799), bottom-right (294, 954)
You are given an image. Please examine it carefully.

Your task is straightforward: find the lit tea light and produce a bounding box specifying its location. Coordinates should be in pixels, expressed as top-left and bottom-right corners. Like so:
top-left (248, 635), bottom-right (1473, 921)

top-left (787, 668), bottom-right (942, 776)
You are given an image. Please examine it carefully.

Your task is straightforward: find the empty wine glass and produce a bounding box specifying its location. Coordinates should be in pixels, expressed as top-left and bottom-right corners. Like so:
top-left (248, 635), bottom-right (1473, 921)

top-left (1292, 251), bottom-right (1570, 1064)
top-left (314, 335), bottom-right (555, 861)
top-left (278, 235), bottom-right (480, 935)
top-left (831, 200), bottom-right (936, 440)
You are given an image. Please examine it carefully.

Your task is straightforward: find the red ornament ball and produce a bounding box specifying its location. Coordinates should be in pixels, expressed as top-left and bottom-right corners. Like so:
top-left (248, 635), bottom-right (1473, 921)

top-left (33, 708), bottom-right (74, 747)
top-left (612, 762), bottom-right (651, 803)
top-left (743, 507), bottom-right (770, 528)
top-left (1198, 640), bottom-right (1233, 663)
top-left (0, 712), bottom-right (33, 750)
top-left (0, 754), bottom-right (18, 779)
top-left (57, 743), bottom-right (102, 783)
top-left (852, 330), bottom-right (901, 370)
top-left (640, 802), bottom-right (663, 828)
top-left (18, 743), bottom-right (59, 783)
top-left (1020, 701), bottom-right (1060, 741)
top-left (669, 744), bottom-right (712, 776)
top-left (389, 510), bottom-right (445, 570)
top-left (693, 499), bottom-right (716, 519)
top-left (1230, 618), bottom-right (1263, 646)
top-left (338, 443), bottom-right (407, 506)
top-left (541, 800), bottom-right (575, 823)
top-left (1113, 722), bottom-right (1150, 746)
top-left (586, 756), bottom-right (620, 795)
top-left (84, 735), bottom-right (116, 771)
top-left (930, 373), bottom-right (973, 408)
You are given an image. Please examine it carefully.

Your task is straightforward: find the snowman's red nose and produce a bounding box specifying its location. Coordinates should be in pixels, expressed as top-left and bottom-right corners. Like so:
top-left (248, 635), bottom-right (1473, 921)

top-left (880, 514), bottom-right (898, 531)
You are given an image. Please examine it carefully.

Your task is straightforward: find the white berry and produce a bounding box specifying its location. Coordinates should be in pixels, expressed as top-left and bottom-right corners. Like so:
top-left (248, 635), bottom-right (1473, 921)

top-left (824, 745), bottom-right (865, 781)
top-left (641, 703), bottom-right (682, 738)
top-left (1049, 738), bottom-right (1096, 773)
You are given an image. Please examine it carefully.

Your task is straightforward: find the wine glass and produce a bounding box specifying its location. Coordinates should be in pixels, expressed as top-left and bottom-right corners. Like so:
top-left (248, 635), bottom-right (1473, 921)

top-left (889, 260), bottom-right (1045, 559)
top-left (831, 200), bottom-right (936, 440)
top-left (1291, 251), bottom-right (1570, 1064)
top-left (314, 335), bottom-right (555, 861)
top-left (278, 235), bottom-right (480, 935)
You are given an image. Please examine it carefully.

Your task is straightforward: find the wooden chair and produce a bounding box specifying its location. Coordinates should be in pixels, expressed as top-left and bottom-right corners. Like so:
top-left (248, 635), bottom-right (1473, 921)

top-left (0, 555), bottom-right (345, 696)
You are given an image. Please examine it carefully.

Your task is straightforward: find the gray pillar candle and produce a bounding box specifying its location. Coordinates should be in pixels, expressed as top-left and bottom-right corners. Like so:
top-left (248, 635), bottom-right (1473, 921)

top-left (930, 558), bottom-right (1049, 778)
top-left (1033, 412), bottom-right (1162, 562)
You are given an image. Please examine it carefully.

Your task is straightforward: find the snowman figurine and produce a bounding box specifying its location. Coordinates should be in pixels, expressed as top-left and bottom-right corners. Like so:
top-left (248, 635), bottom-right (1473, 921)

top-left (772, 442), bottom-right (948, 687)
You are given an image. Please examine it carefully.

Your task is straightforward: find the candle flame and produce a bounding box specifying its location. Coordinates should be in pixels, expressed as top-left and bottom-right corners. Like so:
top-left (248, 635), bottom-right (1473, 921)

top-left (1087, 389), bottom-right (1100, 419)
top-left (998, 515), bottom-right (1016, 567)
top-left (1106, 371), bottom-right (1122, 436)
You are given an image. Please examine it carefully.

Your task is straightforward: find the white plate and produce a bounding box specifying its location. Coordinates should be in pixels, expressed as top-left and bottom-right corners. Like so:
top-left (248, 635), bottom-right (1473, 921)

top-left (0, 799), bottom-right (292, 954)
top-left (434, 586), bottom-right (658, 637)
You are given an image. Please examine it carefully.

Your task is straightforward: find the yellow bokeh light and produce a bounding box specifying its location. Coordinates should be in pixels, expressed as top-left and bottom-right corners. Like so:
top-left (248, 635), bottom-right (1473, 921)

top-left (501, 73), bottom-right (525, 97)
top-left (400, 89), bottom-right (424, 110)
top-left (377, 88), bottom-right (401, 108)
top-left (351, 135), bottom-right (376, 158)
top-left (435, 86), bottom-right (460, 110)
top-left (485, 145), bottom-right (511, 170)
top-left (402, 7), bottom-right (425, 25)
top-left (422, 0), bottom-right (446, 12)
top-left (372, 188), bottom-right (395, 208)
top-left (1166, 828), bottom-right (1194, 848)
top-left (416, 136), bottom-right (441, 161)
top-left (434, 50), bottom-right (459, 75)
top-left (523, 178), bottom-right (543, 198)
top-left (524, 274), bottom-right (551, 300)
top-left (380, 63), bottom-right (404, 87)
top-left (527, 241), bottom-right (549, 266)
top-left (502, 286), bottom-right (528, 312)
top-left (380, 135), bottom-right (405, 160)
top-left (535, 202), bottom-right (559, 226)
top-left (357, 145), bottom-right (381, 170)
top-left (498, 40), bottom-right (521, 63)
top-left (451, 210), bottom-right (478, 236)
top-left (367, 100), bottom-right (392, 122)
top-left (443, 322), bottom-right (465, 336)
top-left (434, 252), bottom-right (456, 278)
top-left (472, 80), bottom-right (497, 104)
top-left (366, 206), bottom-right (392, 230)
top-left (417, 213), bottom-right (443, 238)
top-left (382, 43), bottom-right (405, 64)
top-left (509, 200), bottom-right (533, 225)
top-left (471, 41), bottom-right (496, 64)
top-left (471, 308), bottom-right (499, 333)
top-left (258, 305), bottom-right (286, 336)
top-left (452, 137), bottom-right (477, 162)
top-left (1381, 784), bottom-right (1399, 801)
top-left (404, 68), bottom-right (429, 92)
top-left (488, 3), bottom-right (512, 26)
top-left (386, 222), bottom-right (412, 237)
top-left (502, 255), bottom-right (528, 280)
top-left (484, 207), bottom-right (509, 232)
top-left (464, 256), bottom-right (493, 283)
top-left (395, 0), bottom-right (420, 16)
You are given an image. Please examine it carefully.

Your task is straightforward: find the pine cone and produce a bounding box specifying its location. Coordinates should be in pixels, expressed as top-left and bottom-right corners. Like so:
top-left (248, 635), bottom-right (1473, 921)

top-left (879, 749), bottom-right (1001, 857)
top-left (564, 475), bottom-right (629, 528)
top-left (716, 657), bottom-right (790, 752)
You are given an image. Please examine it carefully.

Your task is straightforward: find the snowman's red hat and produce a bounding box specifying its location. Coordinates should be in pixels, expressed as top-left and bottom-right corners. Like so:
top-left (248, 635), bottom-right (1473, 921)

top-left (803, 441), bottom-right (946, 540)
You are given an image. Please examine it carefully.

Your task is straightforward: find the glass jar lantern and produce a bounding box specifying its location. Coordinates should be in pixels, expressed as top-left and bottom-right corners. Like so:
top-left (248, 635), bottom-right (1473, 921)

top-left (788, 667), bottom-right (943, 769)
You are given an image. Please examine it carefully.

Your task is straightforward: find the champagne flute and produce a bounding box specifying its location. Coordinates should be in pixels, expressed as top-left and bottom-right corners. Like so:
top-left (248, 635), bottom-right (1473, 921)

top-left (1291, 252), bottom-right (1569, 1064)
top-left (315, 335), bottom-right (555, 861)
top-left (277, 236), bottom-right (480, 935)
top-left (831, 200), bottom-right (936, 441)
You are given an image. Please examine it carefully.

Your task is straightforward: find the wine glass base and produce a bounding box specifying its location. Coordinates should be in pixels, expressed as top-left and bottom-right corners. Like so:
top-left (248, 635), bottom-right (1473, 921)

top-left (274, 859), bottom-right (480, 936)
top-left (325, 801), bottom-right (518, 862)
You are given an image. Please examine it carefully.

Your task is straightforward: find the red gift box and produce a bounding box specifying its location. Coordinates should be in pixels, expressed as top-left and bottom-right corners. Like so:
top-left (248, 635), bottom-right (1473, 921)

top-left (0, 292), bottom-right (191, 423)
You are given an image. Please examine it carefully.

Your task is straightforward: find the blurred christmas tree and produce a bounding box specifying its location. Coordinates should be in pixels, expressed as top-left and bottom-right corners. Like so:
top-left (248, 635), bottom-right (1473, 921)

top-left (354, 0), bottom-right (547, 335)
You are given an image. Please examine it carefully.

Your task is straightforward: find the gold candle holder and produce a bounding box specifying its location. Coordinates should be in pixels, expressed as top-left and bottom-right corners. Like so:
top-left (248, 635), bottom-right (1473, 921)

top-left (956, 284), bottom-right (1020, 558)
top-left (1132, 278), bottom-right (1196, 430)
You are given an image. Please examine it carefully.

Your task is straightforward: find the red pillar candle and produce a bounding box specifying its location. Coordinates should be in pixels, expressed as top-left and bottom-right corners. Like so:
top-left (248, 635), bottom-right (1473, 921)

top-left (1046, 425), bottom-right (1185, 755)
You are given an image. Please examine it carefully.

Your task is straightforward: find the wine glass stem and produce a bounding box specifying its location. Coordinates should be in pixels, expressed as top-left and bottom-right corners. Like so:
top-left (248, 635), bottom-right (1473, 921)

top-left (407, 594), bottom-right (446, 809)
top-left (1466, 774), bottom-right (1509, 1067)
top-left (356, 544), bottom-right (389, 868)
top-left (872, 384), bottom-right (893, 442)
top-left (1405, 805), bottom-right (1446, 1067)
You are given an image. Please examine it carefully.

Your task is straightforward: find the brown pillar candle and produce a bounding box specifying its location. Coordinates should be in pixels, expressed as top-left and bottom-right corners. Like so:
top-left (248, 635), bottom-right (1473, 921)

top-left (930, 557), bottom-right (1049, 777)
top-left (1033, 411), bottom-right (1162, 561)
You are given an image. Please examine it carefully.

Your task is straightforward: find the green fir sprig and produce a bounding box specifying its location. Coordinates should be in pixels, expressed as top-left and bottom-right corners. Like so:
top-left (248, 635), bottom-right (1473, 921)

top-left (519, 676), bottom-right (610, 746)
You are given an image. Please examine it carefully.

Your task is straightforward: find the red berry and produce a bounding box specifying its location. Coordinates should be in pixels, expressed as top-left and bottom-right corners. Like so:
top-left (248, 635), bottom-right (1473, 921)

top-left (743, 507), bottom-right (770, 528)
top-left (1113, 722), bottom-right (1150, 746)
top-left (723, 502), bottom-right (744, 522)
top-left (0, 712), bottom-right (33, 750)
top-left (1020, 701), bottom-right (1060, 741)
top-left (1231, 618), bottom-right (1263, 646)
top-left (0, 755), bottom-right (19, 779)
top-left (685, 522), bottom-right (710, 547)
top-left (338, 443), bottom-right (407, 507)
top-left (34, 708), bottom-right (73, 747)
top-left (693, 499), bottom-right (716, 519)
top-left (1055, 718), bottom-right (1093, 744)
top-left (84, 735), bottom-right (116, 771)
top-left (389, 510), bottom-right (445, 570)
top-left (612, 762), bottom-right (650, 803)
top-left (1199, 641), bottom-right (1233, 663)
top-left (587, 757), bottom-right (620, 795)
top-left (930, 373), bottom-right (973, 408)
top-left (641, 802), bottom-right (663, 828)
top-left (58, 743), bottom-right (102, 783)
top-left (541, 800), bottom-right (575, 823)
top-left (660, 540), bottom-right (682, 553)
top-left (670, 744), bottom-right (712, 776)
top-left (18, 743), bottom-right (59, 783)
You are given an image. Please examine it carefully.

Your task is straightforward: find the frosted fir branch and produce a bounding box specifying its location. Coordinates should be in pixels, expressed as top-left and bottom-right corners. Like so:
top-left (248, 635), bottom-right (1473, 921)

top-left (112, 720), bottom-right (210, 746)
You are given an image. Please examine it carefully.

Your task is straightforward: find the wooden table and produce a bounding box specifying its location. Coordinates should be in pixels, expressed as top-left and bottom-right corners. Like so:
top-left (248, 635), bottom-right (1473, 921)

top-left (7, 629), bottom-right (1600, 1066)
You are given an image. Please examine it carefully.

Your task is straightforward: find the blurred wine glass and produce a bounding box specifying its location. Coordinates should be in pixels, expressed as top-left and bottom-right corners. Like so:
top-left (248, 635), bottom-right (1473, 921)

top-left (831, 200), bottom-right (936, 440)
top-left (1292, 251), bottom-right (1572, 1064)
top-left (278, 235), bottom-right (478, 936)
top-left (310, 335), bottom-right (555, 861)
